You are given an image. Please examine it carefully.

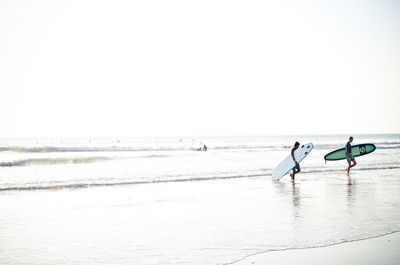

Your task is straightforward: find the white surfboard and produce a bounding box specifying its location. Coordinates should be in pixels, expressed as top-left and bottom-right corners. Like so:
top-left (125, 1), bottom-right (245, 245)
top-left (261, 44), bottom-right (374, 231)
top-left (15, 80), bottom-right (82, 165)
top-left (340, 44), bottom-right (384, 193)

top-left (272, 143), bottom-right (314, 180)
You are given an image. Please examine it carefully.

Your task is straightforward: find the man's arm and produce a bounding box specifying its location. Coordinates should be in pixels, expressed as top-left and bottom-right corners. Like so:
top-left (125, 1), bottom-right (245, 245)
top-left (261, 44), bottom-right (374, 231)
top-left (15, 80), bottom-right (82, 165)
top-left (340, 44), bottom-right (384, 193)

top-left (291, 148), bottom-right (298, 164)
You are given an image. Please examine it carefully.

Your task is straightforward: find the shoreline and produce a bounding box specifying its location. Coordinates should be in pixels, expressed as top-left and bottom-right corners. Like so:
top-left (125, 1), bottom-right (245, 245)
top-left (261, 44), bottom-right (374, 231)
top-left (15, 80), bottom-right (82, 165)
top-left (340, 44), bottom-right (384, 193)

top-left (228, 231), bottom-right (400, 265)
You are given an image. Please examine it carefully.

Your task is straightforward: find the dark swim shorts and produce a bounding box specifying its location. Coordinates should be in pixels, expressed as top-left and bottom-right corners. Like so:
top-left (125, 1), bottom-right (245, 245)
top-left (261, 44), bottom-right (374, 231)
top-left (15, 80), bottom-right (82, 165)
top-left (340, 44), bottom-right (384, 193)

top-left (346, 154), bottom-right (355, 162)
top-left (293, 164), bottom-right (300, 171)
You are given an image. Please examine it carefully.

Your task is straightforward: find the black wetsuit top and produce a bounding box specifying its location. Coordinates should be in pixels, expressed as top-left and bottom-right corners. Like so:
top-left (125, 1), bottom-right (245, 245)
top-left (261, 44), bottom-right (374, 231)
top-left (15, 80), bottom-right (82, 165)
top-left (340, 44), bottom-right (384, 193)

top-left (345, 142), bottom-right (352, 156)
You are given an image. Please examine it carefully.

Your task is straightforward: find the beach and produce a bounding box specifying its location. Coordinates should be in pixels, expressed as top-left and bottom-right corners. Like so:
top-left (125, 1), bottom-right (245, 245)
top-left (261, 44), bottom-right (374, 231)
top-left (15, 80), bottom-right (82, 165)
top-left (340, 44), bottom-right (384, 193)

top-left (0, 135), bottom-right (400, 264)
top-left (2, 0), bottom-right (400, 263)
top-left (232, 232), bottom-right (400, 265)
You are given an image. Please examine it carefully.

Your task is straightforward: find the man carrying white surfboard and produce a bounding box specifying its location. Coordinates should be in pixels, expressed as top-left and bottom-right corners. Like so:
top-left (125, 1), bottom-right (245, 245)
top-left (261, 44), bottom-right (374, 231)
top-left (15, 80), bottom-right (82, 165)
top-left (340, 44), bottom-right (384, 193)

top-left (290, 142), bottom-right (301, 181)
top-left (346, 136), bottom-right (357, 174)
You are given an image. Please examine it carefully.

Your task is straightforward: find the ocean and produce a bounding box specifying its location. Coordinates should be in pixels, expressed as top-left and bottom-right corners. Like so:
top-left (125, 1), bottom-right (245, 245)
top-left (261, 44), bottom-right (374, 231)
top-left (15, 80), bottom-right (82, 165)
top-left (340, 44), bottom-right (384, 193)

top-left (0, 134), bottom-right (399, 264)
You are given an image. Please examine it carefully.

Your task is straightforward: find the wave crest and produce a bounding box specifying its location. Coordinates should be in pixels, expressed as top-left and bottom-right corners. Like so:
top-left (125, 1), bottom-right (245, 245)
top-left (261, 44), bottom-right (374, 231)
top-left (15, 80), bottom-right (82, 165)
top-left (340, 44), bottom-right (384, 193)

top-left (1, 141), bottom-right (399, 153)
top-left (0, 157), bottom-right (112, 167)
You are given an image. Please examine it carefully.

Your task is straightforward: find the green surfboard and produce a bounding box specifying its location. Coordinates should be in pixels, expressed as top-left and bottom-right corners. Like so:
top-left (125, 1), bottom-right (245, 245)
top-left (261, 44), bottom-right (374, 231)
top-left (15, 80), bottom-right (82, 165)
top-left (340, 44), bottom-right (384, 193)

top-left (324, 143), bottom-right (376, 161)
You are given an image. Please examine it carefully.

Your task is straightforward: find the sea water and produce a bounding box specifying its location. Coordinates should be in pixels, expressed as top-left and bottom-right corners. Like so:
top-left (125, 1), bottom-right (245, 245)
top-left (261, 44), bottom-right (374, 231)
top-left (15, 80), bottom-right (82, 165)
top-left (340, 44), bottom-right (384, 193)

top-left (0, 134), bottom-right (399, 264)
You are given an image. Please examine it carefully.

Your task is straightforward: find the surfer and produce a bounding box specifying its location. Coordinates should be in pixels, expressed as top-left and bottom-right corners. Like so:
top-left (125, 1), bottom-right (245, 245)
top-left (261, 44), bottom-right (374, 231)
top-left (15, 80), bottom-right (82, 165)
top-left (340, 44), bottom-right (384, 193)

top-left (290, 142), bottom-right (301, 181)
top-left (346, 136), bottom-right (357, 174)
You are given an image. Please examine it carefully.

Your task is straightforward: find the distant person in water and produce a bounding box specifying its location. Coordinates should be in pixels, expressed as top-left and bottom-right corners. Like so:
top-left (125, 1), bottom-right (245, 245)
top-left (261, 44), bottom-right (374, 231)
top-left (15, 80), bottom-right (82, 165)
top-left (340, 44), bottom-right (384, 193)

top-left (346, 136), bottom-right (357, 174)
top-left (195, 144), bottom-right (207, 151)
top-left (290, 142), bottom-right (301, 181)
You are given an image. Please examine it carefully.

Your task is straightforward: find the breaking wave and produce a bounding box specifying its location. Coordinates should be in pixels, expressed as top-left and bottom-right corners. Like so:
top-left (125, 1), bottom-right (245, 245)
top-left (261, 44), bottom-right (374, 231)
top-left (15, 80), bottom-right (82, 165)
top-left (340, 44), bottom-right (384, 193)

top-left (0, 173), bottom-right (267, 192)
top-left (1, 163), bottom-right (399, 192)
top-left (0, 141), bottom-right (399, 153)
top-left (0, 157), bottom-right (112, 167)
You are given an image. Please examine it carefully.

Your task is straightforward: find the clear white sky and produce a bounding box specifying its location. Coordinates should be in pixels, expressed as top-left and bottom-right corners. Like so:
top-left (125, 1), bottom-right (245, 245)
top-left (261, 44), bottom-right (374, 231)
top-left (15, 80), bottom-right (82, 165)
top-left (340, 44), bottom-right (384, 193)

top-left (1, 0), bottom-right (399, 137)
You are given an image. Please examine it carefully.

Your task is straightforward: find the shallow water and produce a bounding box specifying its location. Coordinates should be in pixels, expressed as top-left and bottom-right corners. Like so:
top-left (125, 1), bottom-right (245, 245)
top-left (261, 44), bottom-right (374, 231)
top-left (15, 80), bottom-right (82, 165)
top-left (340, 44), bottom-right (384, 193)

top-left (0, 135), bottom-right (399, 264)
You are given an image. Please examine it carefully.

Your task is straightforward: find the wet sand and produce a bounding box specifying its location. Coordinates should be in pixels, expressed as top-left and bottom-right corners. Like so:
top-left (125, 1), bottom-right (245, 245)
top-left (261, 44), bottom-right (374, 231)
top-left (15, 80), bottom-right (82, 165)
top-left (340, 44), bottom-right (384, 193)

top-left (231, 232), bottom-right (400, 265)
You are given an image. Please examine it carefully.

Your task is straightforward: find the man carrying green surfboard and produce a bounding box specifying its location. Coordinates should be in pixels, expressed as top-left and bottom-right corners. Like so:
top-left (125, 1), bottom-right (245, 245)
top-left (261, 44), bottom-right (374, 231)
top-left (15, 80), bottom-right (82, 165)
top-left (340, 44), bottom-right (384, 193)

top-left (346, 136), bottom-right (357, 174)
